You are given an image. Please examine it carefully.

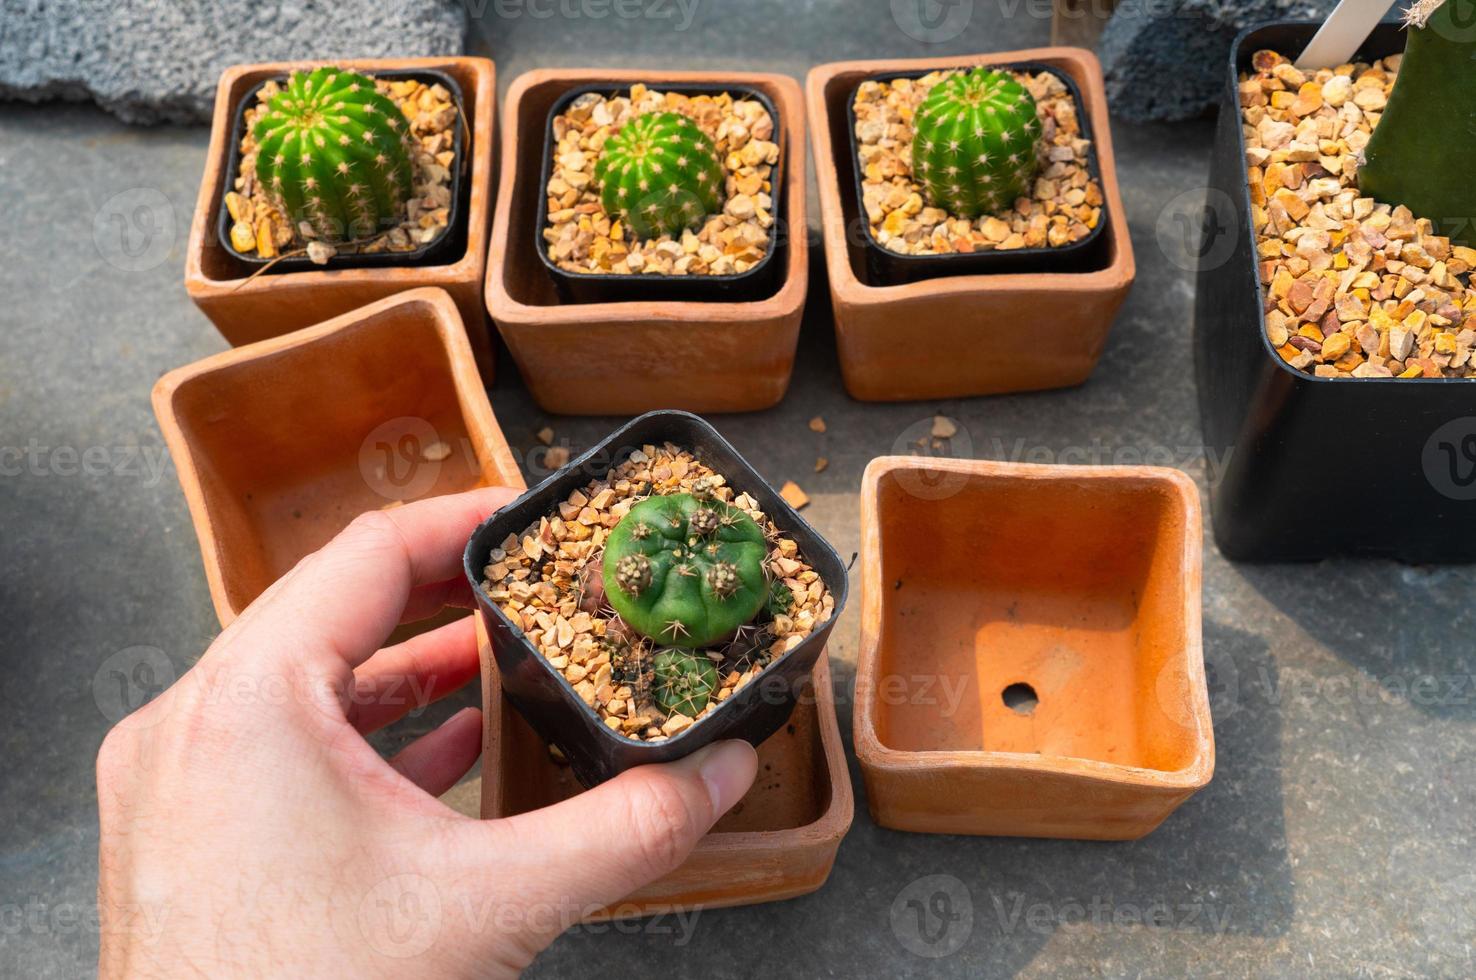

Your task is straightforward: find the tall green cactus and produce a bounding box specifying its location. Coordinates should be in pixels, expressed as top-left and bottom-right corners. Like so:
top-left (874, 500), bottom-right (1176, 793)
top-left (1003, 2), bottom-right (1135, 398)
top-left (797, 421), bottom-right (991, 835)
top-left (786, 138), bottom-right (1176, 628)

top-left (594, 111), bottom-right (724, 240)
top-left (910, 68), bottom-right (1042, 218)
top-left (1358, 0), bottom-right (1476, 246)
top-left (601, 493), bottom-right (768, 648)
top-left (252, 66), bottom-right (414, 242)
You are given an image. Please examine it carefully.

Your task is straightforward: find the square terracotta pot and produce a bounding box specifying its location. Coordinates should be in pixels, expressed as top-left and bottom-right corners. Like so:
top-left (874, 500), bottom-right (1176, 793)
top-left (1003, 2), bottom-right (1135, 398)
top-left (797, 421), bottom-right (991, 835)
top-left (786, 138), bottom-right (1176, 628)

top-left (184, 57), bottom-right (498, 379)
top-left (478, 615), bottom-right (853, 918)
top-left (806, 49), bottom-right (1136, 402)
top-left (854, 457), bottom-right (1214, 839)
top-left (485, 69), bottom-right (809, 416)
top-left (153, 287), bottom-right (524, 627)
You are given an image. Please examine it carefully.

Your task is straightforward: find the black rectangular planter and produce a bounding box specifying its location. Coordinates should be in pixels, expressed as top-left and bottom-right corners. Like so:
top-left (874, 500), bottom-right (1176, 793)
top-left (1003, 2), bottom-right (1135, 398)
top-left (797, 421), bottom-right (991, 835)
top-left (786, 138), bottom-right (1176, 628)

top-left (462, 410), bottom-right (848, 787)
top-left (1195, 21), bottom-right (1476, 562)
top-left (216, 68), bottom-right (469, 273)
top-left (845, 63), bottom-right (1111, 286)
top-left (533, 82), bottom-right (788, 305)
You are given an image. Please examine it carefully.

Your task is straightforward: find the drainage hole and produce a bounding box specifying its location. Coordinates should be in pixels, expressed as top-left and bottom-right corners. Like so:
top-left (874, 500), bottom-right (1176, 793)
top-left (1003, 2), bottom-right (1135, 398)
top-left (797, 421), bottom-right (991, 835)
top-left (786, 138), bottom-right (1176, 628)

top-left (1002, 682), bottom-right (1038, 715)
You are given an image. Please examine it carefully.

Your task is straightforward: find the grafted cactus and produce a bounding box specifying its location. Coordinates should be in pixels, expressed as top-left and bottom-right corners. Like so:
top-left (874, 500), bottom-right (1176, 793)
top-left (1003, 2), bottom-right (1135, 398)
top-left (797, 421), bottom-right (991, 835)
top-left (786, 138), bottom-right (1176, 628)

top-left (594, 111), bottom-right (724, 240)
top-left (252, 66), bottom-right (414, 242)
top-left (652, 649), bottom-right (719, 718)
top-left (601, 493), bottom-right (768, 648)
top-left (1358, 0), bottom-right (1476, 245)
top-left (910, 68), bottom-right (1042, 218)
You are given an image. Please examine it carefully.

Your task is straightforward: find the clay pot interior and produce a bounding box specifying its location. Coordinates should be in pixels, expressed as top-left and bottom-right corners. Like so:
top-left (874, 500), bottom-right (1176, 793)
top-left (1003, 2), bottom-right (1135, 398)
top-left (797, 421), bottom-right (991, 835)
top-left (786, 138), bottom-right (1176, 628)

top-left (867, 465), bottom-right (1198, 772)
top-left (160, 293), bottom-right (519, 621)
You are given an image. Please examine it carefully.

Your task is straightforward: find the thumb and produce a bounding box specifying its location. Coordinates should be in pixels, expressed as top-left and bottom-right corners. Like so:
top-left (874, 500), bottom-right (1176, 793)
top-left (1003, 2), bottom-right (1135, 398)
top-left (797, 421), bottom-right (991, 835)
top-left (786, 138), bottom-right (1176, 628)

top-left (459, 740), bottom-right (756, 948)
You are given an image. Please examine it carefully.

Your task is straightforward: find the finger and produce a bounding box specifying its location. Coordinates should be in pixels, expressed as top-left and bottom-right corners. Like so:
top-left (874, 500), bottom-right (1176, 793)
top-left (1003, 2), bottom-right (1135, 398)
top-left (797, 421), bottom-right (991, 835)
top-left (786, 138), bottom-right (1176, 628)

top-left (399, 576), bottom-right (477, 624)
top-left (348, 616), bottom-right (481, 734)
top-left (220, 485), bottom-right (521, 674)
top-left (388, 707), bottom-right (483, 797)
top-left (461, 740), bottom-right (756, 936)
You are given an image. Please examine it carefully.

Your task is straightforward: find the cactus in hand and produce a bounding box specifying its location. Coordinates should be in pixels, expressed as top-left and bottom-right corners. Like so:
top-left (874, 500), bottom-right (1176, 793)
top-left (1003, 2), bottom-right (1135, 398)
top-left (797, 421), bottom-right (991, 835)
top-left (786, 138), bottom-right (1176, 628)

top-left (1358, 0), bottom-right (1476, 246)
top-left (601, 493), bottom-right (768, 648)
top-left (252, 66), bottom-right (414, 242)
top-left (910, 68), bottom-right (1042, 218)
top-left (652, 648), bottom-right (719, 718)
top-left (594, 111), bottom-right (724, 241)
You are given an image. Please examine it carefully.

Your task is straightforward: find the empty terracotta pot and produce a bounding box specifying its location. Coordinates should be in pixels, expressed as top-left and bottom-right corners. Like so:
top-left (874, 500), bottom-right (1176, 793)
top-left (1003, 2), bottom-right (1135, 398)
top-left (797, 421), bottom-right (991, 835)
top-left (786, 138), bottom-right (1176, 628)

top-left (477, 617), bottom-right (853, 918)
top-left (855, 457), bottom-right (1214, 839)
top-left (485, 69), bottom-right (809, 415)
top-left (805, 48), bottom-right (1135, 402)
top-left (184, 57), bottom-right (499, 379)
top-left (153, 287), bottom-right (523, 627)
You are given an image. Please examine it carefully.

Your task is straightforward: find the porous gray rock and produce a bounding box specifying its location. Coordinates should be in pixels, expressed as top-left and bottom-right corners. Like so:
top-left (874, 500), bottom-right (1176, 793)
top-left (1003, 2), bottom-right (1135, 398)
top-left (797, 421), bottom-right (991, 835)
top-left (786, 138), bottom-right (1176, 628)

top-left (1096, 0), bottom-right (1372, 122)
top-left (0, 0), bottom-right (467, 125)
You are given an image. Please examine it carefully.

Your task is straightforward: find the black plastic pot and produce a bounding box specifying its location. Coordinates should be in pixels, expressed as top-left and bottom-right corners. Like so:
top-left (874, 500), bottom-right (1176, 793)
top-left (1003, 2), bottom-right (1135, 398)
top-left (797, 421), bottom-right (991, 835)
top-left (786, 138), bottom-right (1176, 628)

top-left (533, 83), bottom-right (788, 304)
top-left (1195, 21), bottom-right (1476, 562)
top-left (845, 63), bottom-right (1111, 286)
top-left (216, 68), bottom-right (469, 273)
top-left (463, 410), bottom-right (848, 787)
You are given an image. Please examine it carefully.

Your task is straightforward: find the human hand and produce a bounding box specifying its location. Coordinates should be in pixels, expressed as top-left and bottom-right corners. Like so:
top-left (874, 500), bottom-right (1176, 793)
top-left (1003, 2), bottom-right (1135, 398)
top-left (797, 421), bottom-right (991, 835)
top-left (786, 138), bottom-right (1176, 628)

top-left (96, 486), bottom-right (758, 977)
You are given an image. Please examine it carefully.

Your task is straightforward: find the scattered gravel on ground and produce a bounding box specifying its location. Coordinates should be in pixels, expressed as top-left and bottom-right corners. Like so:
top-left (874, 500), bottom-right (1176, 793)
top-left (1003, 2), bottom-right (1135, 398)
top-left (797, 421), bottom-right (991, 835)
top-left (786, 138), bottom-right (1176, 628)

top-left (852, 70), bottom-right (1103, 257)
top-left (481, 444), bottom-right (833, 742)
top-left (1242, 50), bottom-right (1476, 378)
top-left (226, 75), bottom-right (456, 264)
top-left (544, 84), bottom-right (779, 277)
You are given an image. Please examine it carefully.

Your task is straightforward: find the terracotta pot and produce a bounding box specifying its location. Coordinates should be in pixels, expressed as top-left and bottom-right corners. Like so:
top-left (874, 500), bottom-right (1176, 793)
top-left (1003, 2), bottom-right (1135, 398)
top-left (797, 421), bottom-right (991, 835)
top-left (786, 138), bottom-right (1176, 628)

top-left (485, 69), bottom-right (809, 415)
top-left (805, 48), bottom-right (1135, 402)
top-left (854, 457), bottom-right (1214, 839)
top-left (184, 57), bottom-right (498, 379)
top-left (1197, 22), bottom-right (1476, 562)
top-left (477, 616), bottom-right (853, 918)
top-left (153, 287), bottom-right (524, 627)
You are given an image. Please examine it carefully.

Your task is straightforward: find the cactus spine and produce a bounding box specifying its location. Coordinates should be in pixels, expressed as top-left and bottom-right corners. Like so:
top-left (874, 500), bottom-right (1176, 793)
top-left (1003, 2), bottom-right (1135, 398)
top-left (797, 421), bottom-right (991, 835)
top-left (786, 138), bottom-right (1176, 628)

top-left (1358, 0), bottom-right (1476, 246)
top-left (594, 111), bottom-right (724, 240)
top-left (252, 66), bottom-right (414, 242)
top-left (910, 68), bottom-right (1042, 218)
top-left (652, 648), bottom-right (719, 718)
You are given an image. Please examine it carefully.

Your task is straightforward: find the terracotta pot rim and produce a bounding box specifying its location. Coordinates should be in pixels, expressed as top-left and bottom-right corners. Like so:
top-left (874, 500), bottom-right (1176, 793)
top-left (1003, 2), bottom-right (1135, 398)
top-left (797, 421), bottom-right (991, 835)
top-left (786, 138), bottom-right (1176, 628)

top-left (485, 67), bottom-right (808, 326)
top-left (853, 454), bottom-right (1215, 791)
top-left (805, 47), bottom-right (1135, 299)
top-left (186, 57), bottom-right (494, 291)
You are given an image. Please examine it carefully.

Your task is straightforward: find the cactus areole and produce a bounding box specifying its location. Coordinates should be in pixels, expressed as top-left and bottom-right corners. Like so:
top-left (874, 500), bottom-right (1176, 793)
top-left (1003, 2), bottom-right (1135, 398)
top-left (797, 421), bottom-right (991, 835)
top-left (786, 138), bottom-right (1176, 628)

top-left (910, 68), bottom-right (1042, 218)
top-left (252, 67), bottom-right (414, 242)
top-left (1357, 0), bottom-right (1476, 246)
top-left (594, 111), bottom-right (725, 240)
top-left (601, 493), bottom-right (768, 648)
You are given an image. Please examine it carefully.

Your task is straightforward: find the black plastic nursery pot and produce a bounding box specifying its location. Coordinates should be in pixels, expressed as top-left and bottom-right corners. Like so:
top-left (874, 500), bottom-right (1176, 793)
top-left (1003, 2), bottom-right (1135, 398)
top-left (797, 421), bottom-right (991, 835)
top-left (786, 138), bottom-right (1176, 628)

top-left (533, 82), bottom-right (788, 304)
top-left (1195, 21), bottom-right (1476, 562)
top-left (215, 68), bottom-right (470, 273)
top-left (845, 63), bottom-right (1111, 287)
top-left (462, 410), bottom-right (849, 787)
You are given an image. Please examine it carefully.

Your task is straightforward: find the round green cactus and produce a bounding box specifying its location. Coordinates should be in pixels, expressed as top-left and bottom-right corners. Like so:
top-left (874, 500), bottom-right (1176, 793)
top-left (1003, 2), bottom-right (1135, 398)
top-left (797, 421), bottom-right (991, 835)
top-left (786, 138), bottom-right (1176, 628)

top-left (252, 66), bottom-right (414, 242)
top-left (652, 649), bottom-right (719, 718)
top-left (910, 68), bottom-right (1042, 218)
top-left (594, 111), bottom-right (724, 241)
top-left (601, 493), bottom-right (768, 648)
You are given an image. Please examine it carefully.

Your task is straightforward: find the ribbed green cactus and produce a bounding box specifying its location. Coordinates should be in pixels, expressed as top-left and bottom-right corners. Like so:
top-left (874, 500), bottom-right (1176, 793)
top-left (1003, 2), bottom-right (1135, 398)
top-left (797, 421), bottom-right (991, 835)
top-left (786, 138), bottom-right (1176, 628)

top-left (252, 66), bottom-right (414, 242)
top-left (601, 493), bottom-right (768, 648)
top-left (652, 648), bottom-right (719, 718)
top-left (594, 111), bottom-right (724, 240)
top-left (910, 68), bottom-right (1042, 218)
top-left (1358, 0), bottom-right (1476, 246)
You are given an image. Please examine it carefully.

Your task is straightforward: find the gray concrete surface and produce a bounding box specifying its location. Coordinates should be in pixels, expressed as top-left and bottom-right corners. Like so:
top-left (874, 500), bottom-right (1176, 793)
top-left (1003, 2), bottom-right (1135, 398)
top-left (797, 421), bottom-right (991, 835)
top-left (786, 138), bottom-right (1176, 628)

top-left (2, 2), bottom-right (1474, 976)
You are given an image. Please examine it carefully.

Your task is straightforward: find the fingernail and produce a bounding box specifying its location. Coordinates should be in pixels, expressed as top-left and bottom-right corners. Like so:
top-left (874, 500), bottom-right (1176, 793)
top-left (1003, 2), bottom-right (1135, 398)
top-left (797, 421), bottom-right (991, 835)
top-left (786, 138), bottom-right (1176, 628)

top-left (696, 740), bottom-right (758, 815)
